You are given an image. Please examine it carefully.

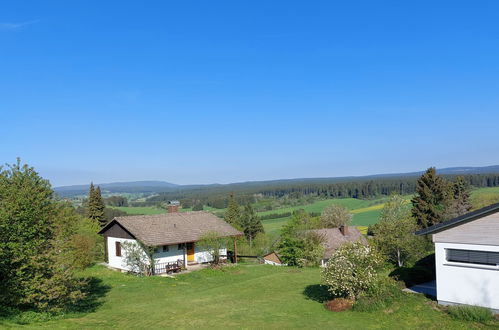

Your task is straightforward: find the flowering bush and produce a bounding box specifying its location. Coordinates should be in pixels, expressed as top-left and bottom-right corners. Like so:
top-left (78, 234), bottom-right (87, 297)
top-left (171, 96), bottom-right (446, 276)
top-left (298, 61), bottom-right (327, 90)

top-left (321, 242), bottom-right (383, 299)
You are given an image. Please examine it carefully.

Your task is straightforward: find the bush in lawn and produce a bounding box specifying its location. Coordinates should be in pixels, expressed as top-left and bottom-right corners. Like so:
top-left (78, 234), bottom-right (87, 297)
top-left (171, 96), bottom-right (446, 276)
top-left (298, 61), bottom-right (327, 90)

top-left (322, 242), bottom-right (383, 299)
top-left (353, 277), bottom-right (403, 312)
top-left (447, 305), bottom-right (494, 323)
top-left (324, 298), bottom-right (354, 312)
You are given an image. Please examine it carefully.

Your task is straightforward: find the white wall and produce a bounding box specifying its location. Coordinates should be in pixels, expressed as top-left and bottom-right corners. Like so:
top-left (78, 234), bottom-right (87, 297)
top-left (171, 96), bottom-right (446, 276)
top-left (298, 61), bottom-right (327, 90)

top-left (194, 246), bottom-right (227, 263)
top-left (152, 244), bottom-right (186, 264)
top-left (436, 242), bottom-right (499, 311)
top-left (107, 237), bottom-right (145, 271)
top-left (107, 237), bottom-right (226, 270)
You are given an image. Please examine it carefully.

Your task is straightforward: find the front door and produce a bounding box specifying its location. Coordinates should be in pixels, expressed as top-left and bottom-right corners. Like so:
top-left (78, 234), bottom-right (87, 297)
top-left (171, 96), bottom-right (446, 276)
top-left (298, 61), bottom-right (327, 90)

top-left (187, 242), bottom-right (195, 262)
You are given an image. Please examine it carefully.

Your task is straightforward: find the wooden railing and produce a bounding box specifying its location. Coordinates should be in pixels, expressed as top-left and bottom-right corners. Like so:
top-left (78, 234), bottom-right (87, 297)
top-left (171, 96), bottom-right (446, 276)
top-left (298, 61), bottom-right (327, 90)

top-left (154, 259), bottom-right (184, 275)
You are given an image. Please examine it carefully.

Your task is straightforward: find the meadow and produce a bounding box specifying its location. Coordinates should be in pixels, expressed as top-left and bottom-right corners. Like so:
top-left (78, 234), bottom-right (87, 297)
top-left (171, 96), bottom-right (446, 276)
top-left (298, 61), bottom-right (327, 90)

top-left (111, 187), bottom-right (498, 236)
top-left (1, 265), bottom-right (494, 329)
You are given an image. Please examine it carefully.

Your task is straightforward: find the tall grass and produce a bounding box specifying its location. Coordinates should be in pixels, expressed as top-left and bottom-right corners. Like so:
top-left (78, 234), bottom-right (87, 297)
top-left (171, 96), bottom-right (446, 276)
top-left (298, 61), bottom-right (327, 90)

top-left (447, 305), bottom-right (494, 323)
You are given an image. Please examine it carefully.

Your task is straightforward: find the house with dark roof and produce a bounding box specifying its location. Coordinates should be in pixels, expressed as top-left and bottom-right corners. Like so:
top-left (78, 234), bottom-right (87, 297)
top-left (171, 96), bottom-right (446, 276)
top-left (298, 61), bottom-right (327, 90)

top-left (99, 210), bottom-right (242, 273)
top-left (416, 203), bottom-right (499, 312)
top-left (307, 226), bottom-right (368, 266)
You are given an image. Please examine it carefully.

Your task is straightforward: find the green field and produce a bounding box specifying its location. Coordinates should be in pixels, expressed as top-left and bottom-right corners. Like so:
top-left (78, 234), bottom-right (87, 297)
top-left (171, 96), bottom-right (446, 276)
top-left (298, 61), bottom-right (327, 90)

top-left (2, 265), bottom-right (493, 329)
top-left (113, 187), bottom-right (499, 235)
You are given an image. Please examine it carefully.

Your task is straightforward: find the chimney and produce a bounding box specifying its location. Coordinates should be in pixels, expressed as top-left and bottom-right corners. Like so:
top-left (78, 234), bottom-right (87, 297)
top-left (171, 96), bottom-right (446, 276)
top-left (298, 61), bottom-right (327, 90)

top-left (339, 225), bottom-right (349, 236)
top-left (167, 200), bottom-right (180, 213)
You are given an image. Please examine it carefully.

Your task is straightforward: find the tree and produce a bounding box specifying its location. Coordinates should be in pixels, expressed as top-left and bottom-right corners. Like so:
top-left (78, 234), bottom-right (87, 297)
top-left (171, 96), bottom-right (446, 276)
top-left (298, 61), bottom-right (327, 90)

top-left (238, 204), bottom-right (264, 245)
top-left (322, 242), bottom-right (383, 299)
top-left (197, 231), bottom-right (229, 265)
top-left (371, 195), bottom-right (425, 267)
top-left (0, 160), bottom-right (86, 311)
top-left (320, 204), bottom-right (352, 228)
top-left (447, 176), bottom-right (472, 218)
top-left (87, 184), bottom-right (106, 227)
top-left (192, 202), bottom-right (204, 211)
top-left (121, 241), bottom-right (154, 276)
top-left (224, 193), bottom-right (241, 225)
top-left (411, 168), bottom-right (451, 229)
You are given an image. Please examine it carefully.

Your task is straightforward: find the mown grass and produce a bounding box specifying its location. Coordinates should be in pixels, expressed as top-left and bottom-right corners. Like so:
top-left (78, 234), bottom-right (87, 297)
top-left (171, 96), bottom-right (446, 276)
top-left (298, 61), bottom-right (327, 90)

top-left (1, 265), bottom-right (495, 329)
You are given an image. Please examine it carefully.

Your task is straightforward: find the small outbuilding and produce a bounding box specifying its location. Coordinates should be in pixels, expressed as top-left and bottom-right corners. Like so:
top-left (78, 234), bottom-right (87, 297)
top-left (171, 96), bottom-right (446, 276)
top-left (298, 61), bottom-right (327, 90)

top-left (416, 203), bottom-right (499, 312)
top-left (262, 252), bottom-right (284, 266)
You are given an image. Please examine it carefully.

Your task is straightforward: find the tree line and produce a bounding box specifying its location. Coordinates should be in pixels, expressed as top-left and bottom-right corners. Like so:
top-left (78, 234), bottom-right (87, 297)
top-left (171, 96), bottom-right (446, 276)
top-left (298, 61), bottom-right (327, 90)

top-left (145, 173), bottom-right (499, 209)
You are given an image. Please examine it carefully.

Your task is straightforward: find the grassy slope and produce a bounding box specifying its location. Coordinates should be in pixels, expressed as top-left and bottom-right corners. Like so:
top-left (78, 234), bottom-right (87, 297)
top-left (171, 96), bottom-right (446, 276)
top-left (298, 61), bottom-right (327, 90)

top-left (3, 265), bottom-right (491, 329)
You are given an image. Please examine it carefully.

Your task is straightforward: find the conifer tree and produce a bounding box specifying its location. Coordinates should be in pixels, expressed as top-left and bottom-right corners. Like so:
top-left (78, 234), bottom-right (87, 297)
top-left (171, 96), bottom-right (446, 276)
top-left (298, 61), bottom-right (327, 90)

top-left (224, 193), bottom-right (241, 226)
top-left (411, 168), bottom-right (450, 229)
top-left (447, 176), bottom-right (472, 218)
top-left (87, 183), bottom-right (106, 227)
top-left (239, 204), bottom-right (264, 246)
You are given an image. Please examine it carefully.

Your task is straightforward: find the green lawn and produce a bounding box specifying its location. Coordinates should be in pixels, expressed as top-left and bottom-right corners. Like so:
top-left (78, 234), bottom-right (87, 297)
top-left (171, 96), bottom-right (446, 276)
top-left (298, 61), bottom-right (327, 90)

top-left (2, 265), bottom-right (494, 329)
top-left (113, 206), bottom-right (165, 215)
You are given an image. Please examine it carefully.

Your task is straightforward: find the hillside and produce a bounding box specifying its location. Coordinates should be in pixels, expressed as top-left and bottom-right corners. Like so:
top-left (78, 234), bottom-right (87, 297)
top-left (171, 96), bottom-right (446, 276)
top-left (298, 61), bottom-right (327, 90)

top-left (54, 165), bottom-right (499, 197)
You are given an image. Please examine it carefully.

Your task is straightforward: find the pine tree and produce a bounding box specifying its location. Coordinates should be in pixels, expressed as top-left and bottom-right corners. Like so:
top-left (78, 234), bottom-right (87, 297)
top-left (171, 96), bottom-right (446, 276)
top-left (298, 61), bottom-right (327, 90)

top-left (239, 204), bottom-right (264, 246)
top-left (411, 168), bottom-right (451, 229)
top-left (87, 183), bottom-right (106, 227)
top-left (224, 193), bottom-right (241, 226)
top-left (447, 176), bottom-right (472, 218)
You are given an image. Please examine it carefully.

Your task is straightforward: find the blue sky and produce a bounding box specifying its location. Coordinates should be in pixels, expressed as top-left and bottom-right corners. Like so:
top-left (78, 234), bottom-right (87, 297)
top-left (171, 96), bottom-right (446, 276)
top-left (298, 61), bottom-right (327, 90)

top-left (1, 1), bottom-right (499, 187)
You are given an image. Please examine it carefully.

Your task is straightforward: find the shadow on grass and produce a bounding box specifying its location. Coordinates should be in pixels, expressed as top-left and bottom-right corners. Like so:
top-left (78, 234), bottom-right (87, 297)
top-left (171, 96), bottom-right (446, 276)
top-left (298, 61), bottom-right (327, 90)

top-left (389, 253), bottom-right (436, 288)
top-left (69, 277), bottom-right (111, 313)
top-left (303, 284), bottom-right (331, 303)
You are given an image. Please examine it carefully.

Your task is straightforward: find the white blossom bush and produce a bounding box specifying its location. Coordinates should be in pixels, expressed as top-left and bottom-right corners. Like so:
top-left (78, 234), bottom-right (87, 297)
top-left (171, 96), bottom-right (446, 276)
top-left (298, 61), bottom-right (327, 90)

top-left (321, 242), bottom-right (383, 299)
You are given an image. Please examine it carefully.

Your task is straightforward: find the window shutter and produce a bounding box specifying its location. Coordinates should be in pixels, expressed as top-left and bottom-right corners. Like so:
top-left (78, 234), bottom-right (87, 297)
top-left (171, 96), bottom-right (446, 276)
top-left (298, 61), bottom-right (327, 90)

top-left (116, 242), bottom-right (122, 257)
top-left (447, 249), bottom-right (499, 266)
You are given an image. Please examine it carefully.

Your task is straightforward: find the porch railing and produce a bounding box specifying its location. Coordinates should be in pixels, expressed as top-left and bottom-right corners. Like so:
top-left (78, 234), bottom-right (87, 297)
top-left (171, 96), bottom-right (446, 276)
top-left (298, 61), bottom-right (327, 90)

top-left (154, 259), bottom-right (184, 275)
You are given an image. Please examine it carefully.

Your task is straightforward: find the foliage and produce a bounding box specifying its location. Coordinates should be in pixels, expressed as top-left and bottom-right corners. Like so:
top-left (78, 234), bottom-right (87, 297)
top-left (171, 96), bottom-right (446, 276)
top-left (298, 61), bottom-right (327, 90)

top-left (224, 193), bottom-right (241, 226)
top-left (447, 305), bottom-right (494, 323)
top-left (371, 195), bottom-right (426, 267)
top-left (87, 183), bottom-right (106, 227)
top-left (239, 204), bottom-right (264, 244)
top-left (446, 176), bottom-right (472, 218)
top-left (0, 160), bottom-right (88, 311)
top-left (352, 276), bottom-right (403, 312)
top-left (192, 202), bottom-right (204, 211)
top-left (411, 168), bottom-right (451, 229)
top-left (389, 253), bottom-right (435, 287)
top-left (104, 196), bottom-right (128, 207)
top-left (197, 231), bottom-right (230, 264)
top-left (320, 204), bottom-right (352, 228)
top-left (322, 242), bottom-right (383, 299)
top-left (120, 241), bottom-right (154, 276)
top-left (301, 231), bottom-right (326, 267)
top-left (103, 207), bottom-right (128, 222)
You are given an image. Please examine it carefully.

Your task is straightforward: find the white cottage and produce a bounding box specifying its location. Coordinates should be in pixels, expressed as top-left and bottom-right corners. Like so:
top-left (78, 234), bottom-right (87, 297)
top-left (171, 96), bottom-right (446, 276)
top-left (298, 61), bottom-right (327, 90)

top-left (416, 203), bottom-right (499, 312)
top-left (99, 210), bottom-right (242, 274)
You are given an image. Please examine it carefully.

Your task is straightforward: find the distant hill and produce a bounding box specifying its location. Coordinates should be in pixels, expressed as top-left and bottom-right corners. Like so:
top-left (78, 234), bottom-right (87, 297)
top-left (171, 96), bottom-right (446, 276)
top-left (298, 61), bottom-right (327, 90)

top-left (54, 165), bottom-right (499, 197)
top-left (54, 181), bottom-right (179, 197)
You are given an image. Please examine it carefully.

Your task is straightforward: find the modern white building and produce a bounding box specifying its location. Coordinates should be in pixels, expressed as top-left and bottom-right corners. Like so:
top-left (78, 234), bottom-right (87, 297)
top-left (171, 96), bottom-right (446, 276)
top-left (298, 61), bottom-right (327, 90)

top-left (416, 203), bottom-right (499, 312)
top-left (99, 210), bottom-right (242, 274)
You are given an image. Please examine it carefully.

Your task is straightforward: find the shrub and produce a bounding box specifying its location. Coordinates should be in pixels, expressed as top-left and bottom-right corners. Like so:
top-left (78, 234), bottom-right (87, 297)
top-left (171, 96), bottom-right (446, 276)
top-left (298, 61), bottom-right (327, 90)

top-left (322, 243), bottom-right (383, 299)
top-left (353, 277), bottom-right (402, 312)
top-left (324, 298), bottom-right (354, 312)
top-left (447, 305), bottom-right (494, 323)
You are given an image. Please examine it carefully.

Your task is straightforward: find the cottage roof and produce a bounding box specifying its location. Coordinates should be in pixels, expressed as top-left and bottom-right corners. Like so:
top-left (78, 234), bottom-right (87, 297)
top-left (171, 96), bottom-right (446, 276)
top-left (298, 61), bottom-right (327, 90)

top-left (99, 211), bottom-right (243, 246)
top-left (306, 227), bottom-right (368, 259)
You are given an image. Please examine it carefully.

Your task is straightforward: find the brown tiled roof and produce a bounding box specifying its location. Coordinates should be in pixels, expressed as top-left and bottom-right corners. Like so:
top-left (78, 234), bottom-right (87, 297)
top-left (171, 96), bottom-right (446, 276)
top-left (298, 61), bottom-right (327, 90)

top-left (306, 227), bottom-right (368, 259)
top-left (100, 211), bottom-right (243, 246)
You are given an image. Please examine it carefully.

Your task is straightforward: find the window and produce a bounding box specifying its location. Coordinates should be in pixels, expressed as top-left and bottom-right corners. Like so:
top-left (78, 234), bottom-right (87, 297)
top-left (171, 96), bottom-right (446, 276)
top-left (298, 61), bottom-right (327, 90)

top-left (163, 245), bottom-right (169, 252)
top-left (178, 243), bottom-right (184, 250)
top-left (446, 249), bottom-right (499, 266)
top-left (115, 242), bottom-right (122, 257)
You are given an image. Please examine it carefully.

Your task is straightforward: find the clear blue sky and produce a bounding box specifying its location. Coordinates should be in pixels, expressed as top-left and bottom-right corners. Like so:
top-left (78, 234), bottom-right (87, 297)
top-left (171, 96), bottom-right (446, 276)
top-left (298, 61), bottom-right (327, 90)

top-left (1, 1), bottom-right (499, 187)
